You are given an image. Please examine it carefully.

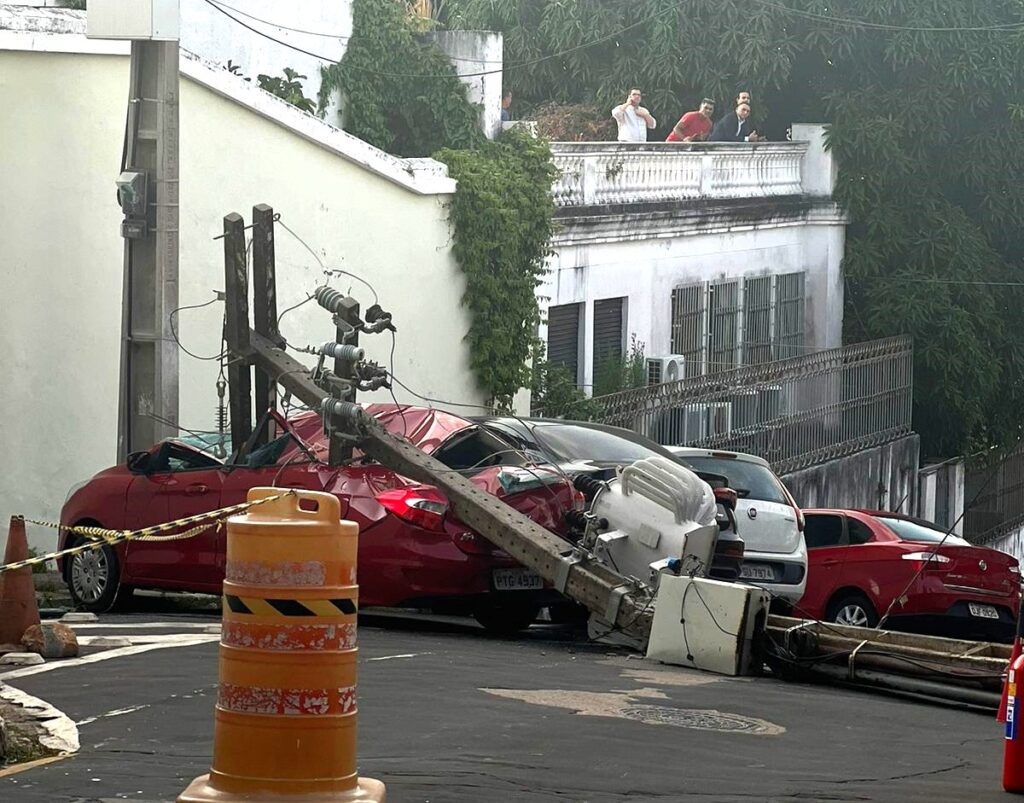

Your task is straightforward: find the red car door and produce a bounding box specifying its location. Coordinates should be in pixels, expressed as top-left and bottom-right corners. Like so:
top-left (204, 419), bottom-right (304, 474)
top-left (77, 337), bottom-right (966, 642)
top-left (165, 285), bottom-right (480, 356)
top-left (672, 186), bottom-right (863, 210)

top-left (123, 441), bottom-right (225, 589)
top-left (799, 512), bottom-right (850, 619)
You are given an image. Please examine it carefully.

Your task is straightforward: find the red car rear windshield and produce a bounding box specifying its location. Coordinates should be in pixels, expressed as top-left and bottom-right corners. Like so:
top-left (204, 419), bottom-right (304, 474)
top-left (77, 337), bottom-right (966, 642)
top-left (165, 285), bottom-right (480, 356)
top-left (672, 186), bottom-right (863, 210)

top-left (876, 516), bottom-right (969, 545)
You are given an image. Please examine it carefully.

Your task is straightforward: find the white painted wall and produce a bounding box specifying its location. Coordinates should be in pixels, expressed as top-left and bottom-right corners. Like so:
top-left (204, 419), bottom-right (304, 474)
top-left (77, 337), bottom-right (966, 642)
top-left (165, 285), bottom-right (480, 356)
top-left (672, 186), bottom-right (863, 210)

top-left (0, 41), bottom-right (484, 550)
top-left (177, 0), bottom-right (351, 121)
top-left (425, 30), bottom-right (503, 139)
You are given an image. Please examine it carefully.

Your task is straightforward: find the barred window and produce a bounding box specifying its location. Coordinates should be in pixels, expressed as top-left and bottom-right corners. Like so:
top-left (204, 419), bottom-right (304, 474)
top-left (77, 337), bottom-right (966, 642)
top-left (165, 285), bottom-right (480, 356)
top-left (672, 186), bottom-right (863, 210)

top-left (667, 272), bottom-right (806, 380)
top-left (670, 284), bottom-right (704, 377)
top-left (742, 275), bottom-right (773, 364)
top-left (775, 272), bottom-right (806, 358)
top-left (708, 280), bottom-right (740, 373)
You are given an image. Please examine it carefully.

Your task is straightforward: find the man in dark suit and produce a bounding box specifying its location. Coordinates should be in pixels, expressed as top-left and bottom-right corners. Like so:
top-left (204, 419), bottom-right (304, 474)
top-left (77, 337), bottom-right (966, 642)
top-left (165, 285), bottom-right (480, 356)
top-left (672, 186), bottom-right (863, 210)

top-left (709, 102), bottom-right (764, 142)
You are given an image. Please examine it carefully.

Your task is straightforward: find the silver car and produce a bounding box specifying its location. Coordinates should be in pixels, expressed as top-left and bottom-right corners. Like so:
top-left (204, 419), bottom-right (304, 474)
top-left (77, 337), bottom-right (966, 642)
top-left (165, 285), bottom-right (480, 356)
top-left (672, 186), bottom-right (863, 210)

top-left (665, 447), bottom-right (807, 605)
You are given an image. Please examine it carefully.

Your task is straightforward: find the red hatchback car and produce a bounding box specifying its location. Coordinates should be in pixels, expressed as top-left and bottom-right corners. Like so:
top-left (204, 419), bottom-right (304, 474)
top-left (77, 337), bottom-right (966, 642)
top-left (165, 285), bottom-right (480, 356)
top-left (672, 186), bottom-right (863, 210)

top-left (58, 405), bottom-right (576, 632)
top-left (799, 509), bottom-right (1021, 641)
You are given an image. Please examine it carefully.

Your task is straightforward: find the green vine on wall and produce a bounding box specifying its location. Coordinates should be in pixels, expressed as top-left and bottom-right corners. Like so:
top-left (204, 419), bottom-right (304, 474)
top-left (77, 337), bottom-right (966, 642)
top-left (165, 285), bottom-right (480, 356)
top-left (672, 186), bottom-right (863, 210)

top-left (322, 0), bottom-right (556, 409)
top-left (437, 128), bottom-right (557, 410)
top-left (319, 0), bottom-right (483, 158)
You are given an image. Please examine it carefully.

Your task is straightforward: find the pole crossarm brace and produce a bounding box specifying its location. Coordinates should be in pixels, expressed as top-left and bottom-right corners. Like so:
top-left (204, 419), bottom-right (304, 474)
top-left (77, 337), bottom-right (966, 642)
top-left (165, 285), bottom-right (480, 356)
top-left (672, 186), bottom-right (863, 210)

top-left (241, 331), bottom-right (654, 641)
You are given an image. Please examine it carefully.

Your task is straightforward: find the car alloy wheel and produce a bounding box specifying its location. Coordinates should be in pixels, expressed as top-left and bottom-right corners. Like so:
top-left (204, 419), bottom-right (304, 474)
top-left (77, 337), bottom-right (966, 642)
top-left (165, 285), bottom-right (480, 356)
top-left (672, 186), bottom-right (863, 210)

top-left (71, 548), bottom-right (109, 604)
top-left (835, 603), bottom-right (871, 627)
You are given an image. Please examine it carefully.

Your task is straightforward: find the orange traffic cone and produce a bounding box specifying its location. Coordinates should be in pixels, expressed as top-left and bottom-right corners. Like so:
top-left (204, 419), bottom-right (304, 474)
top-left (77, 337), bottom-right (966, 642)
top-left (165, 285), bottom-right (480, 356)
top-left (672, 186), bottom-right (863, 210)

top-left (0, 516), bottom-right (41, 646)
top-left (178, 489), bottom-right (385, 802)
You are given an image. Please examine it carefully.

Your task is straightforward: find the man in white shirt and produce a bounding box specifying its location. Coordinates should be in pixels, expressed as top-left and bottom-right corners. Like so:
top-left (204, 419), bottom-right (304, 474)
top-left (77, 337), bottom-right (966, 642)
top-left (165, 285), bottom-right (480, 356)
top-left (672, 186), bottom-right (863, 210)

top-left (611, 88), bottom-right (657, 142)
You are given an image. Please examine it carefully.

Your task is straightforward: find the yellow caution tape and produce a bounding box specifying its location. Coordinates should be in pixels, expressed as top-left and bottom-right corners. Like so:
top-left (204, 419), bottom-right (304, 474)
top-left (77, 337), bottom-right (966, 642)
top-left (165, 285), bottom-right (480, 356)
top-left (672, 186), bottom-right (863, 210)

top-left (1, 490), bottom-right (297, 574)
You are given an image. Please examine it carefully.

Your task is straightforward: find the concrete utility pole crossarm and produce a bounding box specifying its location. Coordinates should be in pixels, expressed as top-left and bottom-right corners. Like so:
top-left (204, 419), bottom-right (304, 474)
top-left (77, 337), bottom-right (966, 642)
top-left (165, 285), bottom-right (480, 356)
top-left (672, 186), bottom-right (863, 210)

top-left (88, 0), bottom-right (181, 460)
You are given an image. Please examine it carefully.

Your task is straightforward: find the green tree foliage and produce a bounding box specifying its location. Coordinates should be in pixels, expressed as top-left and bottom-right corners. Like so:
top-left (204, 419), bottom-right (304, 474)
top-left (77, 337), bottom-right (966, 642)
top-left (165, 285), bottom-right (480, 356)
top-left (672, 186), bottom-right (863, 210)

top-left (593, 335), bottom-right (647, 398)
top-left (446, 0), bottom-right (1024, 457)
top-left (437, 127), bottom-right (557, 409)
top-left (320, 0), bottom-right (556, 407)
top-left (257, 68), bottom-right (317, 114)
top-left (320, 0), bottom-right (483, 157)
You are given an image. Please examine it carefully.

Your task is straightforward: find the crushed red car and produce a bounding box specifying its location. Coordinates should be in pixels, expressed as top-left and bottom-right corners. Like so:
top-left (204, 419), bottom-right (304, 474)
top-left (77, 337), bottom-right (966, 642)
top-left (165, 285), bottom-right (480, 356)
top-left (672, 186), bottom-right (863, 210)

top-left (58, 405), bottom-right (577, 632)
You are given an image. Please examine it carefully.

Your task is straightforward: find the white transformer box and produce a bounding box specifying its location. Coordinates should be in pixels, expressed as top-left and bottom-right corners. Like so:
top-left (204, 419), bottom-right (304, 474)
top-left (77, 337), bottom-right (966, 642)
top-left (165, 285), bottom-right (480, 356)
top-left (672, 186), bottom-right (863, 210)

top-left (646, 575), bottom-right (771, 676)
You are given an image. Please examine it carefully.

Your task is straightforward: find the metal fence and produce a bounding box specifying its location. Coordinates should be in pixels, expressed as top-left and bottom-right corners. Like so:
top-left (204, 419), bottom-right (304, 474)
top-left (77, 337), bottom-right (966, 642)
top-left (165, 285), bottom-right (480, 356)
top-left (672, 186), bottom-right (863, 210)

top-left (579, 336), bottom-right (914, 475)
top-left (964, 443), bottom-right (1024, 545)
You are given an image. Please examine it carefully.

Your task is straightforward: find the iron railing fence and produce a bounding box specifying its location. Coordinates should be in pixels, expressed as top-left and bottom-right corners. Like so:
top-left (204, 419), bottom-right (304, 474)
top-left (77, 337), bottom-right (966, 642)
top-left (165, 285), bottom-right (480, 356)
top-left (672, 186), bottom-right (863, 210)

top-left (964, 442), bottom-right (1024, 545)
top-left (539, 336), bottom-right (913, 475)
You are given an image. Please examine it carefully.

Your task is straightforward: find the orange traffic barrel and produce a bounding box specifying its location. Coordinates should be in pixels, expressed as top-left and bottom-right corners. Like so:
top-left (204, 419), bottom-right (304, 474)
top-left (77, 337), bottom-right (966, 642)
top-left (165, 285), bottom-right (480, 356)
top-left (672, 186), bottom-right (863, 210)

top-left (178, 488), bottom-right (385, 802)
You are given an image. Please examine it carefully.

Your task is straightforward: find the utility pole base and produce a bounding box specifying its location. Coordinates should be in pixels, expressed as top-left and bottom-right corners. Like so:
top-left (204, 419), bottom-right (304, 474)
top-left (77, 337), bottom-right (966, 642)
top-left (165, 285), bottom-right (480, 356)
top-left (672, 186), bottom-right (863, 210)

top-left (177, 774), bottom-right (386, 802)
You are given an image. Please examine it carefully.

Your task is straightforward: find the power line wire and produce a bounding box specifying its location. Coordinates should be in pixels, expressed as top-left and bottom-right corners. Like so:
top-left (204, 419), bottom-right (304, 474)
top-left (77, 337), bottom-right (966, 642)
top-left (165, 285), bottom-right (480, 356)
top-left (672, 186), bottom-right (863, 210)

top-left (752, 0), bottom-right (1024, 32)
top-left (852, 276), bottom-right (1024, 288)
top-left (201, 0), bottom-right (682, 79)
top-left (204, 0), bottom-right (505, 64)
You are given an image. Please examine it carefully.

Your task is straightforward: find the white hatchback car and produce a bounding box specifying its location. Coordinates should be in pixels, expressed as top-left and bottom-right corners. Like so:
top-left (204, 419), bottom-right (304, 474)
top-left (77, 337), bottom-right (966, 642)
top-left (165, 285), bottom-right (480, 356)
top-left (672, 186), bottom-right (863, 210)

top-left (665, 447), bottom-right (807, 605)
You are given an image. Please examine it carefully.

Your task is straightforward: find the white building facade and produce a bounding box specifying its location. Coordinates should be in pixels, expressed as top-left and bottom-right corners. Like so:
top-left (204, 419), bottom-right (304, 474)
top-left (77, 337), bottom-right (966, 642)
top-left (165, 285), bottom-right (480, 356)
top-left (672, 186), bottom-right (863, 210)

top-left (539, 126), bottom-right (846, 396)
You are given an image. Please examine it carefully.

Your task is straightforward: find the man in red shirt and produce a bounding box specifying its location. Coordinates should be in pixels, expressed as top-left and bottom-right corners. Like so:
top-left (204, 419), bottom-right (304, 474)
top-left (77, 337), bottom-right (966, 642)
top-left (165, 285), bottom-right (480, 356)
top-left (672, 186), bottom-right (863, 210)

top-left (666, 98), bottom-right (715, 142)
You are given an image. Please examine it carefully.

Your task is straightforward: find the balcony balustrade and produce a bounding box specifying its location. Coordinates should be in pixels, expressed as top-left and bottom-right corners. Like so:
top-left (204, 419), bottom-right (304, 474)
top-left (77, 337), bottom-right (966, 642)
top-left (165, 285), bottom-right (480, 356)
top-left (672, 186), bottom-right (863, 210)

top-left (548, 141), bottom-right (809, 207)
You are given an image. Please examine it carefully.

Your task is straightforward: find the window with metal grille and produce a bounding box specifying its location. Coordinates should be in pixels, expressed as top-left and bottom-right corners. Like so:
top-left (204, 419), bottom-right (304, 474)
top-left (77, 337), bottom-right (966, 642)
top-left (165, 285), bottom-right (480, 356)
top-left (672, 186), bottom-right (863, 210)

top-left (670, 284), bottom-right (704, 377)
top-left (546, 303), bottom-right (582, 383)
top-left (742, 275), bottom-right (773, 364)
top-left (708, 280), bottom-right (739, 373)
top-left (775, 272), bottom-right (806, 358)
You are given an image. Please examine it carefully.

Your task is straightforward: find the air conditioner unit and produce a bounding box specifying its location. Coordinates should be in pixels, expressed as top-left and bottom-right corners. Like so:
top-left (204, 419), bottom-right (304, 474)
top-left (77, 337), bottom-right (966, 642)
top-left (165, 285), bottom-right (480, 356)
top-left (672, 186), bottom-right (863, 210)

top-left (684, 402), bottom-right (733, 443)
top-left (648, 401), bottom-right (733, 446)
top-left (758, 385), bottom-right (786, 422)
top-left (729, 390), bottom-right (759, 431)
top-left (646, 355), bottom-right (687, 386)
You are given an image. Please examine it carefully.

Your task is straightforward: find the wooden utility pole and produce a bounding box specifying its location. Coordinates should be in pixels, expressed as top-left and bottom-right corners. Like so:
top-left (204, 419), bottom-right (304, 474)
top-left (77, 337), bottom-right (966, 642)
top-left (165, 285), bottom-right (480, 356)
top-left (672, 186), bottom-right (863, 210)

top-left (222, 213), bottom-right (252, 459)
top-left (251, 204), bottom-right (282, 448)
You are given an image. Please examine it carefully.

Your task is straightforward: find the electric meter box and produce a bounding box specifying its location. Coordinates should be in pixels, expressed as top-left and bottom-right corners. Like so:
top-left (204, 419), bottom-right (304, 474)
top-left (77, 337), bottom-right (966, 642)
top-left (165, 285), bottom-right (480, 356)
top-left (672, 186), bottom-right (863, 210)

top-left (87, 0), bottom-right (180, 41)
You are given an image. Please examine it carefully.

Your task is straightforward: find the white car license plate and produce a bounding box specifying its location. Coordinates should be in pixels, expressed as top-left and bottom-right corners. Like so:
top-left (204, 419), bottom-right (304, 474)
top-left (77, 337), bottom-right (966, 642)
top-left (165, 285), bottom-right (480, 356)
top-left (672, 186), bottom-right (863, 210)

top-left (739, 563), bottom-right (775, 581)
top-left (968, 602), bottom-right (999, 620)
top-left (492, 568), bottom-right (544, 591)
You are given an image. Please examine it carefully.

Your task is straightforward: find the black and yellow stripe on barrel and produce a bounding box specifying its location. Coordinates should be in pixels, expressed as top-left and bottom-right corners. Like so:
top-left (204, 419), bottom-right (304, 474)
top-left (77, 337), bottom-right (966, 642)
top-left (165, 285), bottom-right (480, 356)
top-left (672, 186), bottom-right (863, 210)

top-left (224, 594), bottom-right (358, 617)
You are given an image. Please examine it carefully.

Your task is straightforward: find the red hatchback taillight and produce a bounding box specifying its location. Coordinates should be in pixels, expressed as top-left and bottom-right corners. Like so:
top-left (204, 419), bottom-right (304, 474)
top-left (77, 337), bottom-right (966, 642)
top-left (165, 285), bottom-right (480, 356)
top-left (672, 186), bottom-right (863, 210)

top-left (901, 551), bottom-right (952, 571)
top-left (376, 488), bottom-right (448, 532)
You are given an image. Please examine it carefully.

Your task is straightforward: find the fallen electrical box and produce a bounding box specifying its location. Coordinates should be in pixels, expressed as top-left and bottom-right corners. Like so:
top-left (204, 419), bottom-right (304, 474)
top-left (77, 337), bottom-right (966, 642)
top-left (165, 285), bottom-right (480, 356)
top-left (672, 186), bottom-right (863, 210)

top-left (646, 576), bottom-right (770, 676)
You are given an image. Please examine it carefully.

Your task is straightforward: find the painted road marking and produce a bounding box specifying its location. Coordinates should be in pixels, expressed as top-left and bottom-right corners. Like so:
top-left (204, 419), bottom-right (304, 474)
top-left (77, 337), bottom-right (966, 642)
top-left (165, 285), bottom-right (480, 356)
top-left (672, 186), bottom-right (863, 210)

top-left (76, 704), bottom-right (150, 727)
top-left (0, 635), bottom-right (219, 681)
top-left (366, 652), bottom-right (432, 662)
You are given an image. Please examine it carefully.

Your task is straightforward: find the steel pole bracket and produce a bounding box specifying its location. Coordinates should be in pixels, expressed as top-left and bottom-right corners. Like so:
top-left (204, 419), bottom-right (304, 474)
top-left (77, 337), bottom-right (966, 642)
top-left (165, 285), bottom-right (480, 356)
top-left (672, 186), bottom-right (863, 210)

top-left (554, 548), bottom-right (586, 594)
top-left (604, 583), bottom-right (632, 625)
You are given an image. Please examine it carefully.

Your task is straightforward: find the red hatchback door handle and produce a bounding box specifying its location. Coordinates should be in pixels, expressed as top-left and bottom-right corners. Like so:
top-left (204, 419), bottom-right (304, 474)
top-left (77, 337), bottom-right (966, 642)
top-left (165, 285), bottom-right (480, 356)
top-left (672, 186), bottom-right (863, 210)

top-left (822, 558), bottom-right (840, 567)
top-left (185, 484), bottom-right (209, 496)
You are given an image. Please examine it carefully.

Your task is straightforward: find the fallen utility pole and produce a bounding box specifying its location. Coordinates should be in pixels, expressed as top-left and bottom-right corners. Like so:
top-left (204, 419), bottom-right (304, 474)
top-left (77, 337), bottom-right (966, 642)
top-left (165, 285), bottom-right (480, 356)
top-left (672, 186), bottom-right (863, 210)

top-left (766, 614), bottom-right (1007, 708)
top-left (222, 207), bottom-right (655, 642)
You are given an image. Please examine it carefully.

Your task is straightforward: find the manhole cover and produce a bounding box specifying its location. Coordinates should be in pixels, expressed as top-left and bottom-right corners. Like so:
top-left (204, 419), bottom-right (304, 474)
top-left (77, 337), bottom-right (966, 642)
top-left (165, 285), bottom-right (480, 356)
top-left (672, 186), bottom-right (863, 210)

top-left (620, 705), bottom-right (783, 735)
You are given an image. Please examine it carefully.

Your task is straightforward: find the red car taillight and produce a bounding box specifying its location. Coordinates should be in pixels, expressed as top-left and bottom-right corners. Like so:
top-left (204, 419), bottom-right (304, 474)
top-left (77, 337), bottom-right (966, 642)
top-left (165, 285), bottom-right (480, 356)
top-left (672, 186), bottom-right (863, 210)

top-left (901, 551), bottom-right (952, 571)
top-left (376, 488), bottom-right (448, 532)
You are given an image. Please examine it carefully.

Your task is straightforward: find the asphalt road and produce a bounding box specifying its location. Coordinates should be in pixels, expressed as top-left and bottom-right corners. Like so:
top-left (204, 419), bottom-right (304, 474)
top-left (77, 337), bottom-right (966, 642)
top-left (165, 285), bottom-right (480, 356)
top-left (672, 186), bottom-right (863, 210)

top-left (0, 610), bottom-right (1013, 802)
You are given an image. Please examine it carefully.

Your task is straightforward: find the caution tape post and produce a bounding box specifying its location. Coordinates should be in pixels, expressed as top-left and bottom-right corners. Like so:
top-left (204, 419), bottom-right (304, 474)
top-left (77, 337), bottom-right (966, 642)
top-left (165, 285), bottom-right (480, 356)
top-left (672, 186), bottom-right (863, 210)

top-left (177, 487), bottom-right (385, 802)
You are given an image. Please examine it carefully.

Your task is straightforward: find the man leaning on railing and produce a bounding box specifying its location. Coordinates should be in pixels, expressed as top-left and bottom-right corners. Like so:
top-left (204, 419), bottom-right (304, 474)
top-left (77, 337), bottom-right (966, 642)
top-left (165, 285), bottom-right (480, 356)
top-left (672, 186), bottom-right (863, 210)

top-left (709, 100), bottom-right (765, 143)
